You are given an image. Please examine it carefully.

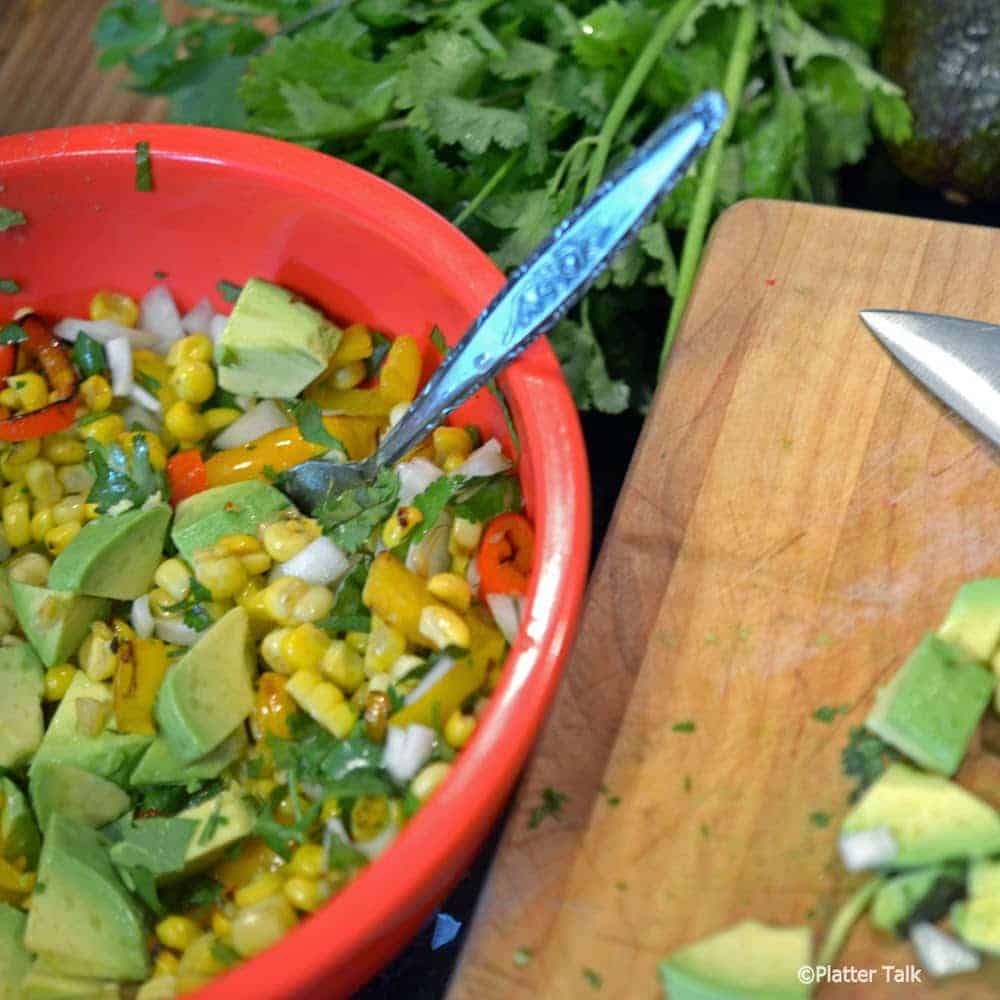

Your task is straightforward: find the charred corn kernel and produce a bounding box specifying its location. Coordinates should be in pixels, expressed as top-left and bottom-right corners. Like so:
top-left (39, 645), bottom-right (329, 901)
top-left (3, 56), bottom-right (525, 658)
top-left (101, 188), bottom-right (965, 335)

top-left (193, 553), bottom-right (246, 600)
top-left (444, 709), bottom-right (476, 749)
top-left (210, 911), bottom-right (232, 940)
top-left (261, 576), bottom-right (309, 624)
top-left (427, 573), bottom-right (472, 612)
top-left (412, 761), bottom-right (452, 801)
top-left (234, 872), bottom-right (284, 909)
top-left (418, 605), bottom-right (470, 651)
top-left (330, 361), bottom-right (366, 390)
top-left (350, 796), bottom-right (390, 843)
top-left (24, 459), bottom-right (61, 504)
top-left (117, 431), bottom-right (167, 471)
top-left (216, 533), bottom-right (261, 557)
top-left (203, 406), bottom-right (242, 433)
top-left (80, 622), bottom-right (116, 682)
top-left (7, 372), bottom-right (49, 413)
top-left (43, 664), bottom-right (77, 702)
top-left (80, 413), bottom-right (125, 445)
top-left (319, 640), bottom-right (365, 692)
top-left (58, 463), bottom-right (94, 495)
top-left (153, 950), bottom-right (181, 977)
top-left (241, 551), bottom-right (272, 576)
top-left (363, 689), bottom-right (391, 743)
top-left (79, 374), bottom-right (113, 413)
top-left (281, 623), bottom-right (330, 672)
top-left (167, 334), bottom-right (214, 367)
top-left (381, 506), bottom-right (422, 549)
top-left (364, 615), bottom-right (406, 677)
top-left (44, 521), bottom-right (81, 555)
top-left (330, 324), bottom-right (373, 365)
top-left (170, 361), bottom-right (216, 405)
top-left (254, 672), bottom-right (295, 740)
top-left (290, 585), bottom-right (333, 624)
top-left (156, 915), bottom-right (202, 952)
top-left (289, 844), bottom-right (326, 880)
top-left (165, 400), bottom-right (207, 442)
top-left (286, 669), bottom-right (357, 737)
top-left (320, 797), bottom-right (340, 822)
top-left (231, 895), bottom-right (297, 959)
top-left (284, 875), bottom-right (327, 912)
top-left (1, 482), bottom-right (26, 504)
top-left (30, 508), bottom-right (54, 543)
top-left (261, 519), bottom-right (319, 563)
top-left (345, 631), bottom-right (368, 653)
top-left (42, 433), bottom-right (87, 465)
top-left (260, 628), bottom-right (295, 674)
top-left (90, 290), bottom-right (139, 327)
top-left (433, 426), bottom-right (473, 464)
top-left (450, 517), bottom-right (482, 555)
top-left (2, 500), bottom-right (31, 548)
top-left (148, 587), bottom-right (180, 618)
top-left (52, 494), bottom-right (86, 525)
top-left (154, 559), bottom-right (191, 602)
top-left (7, 551), bottom-right (49, 586)
top-left (0, 388), bottom-right (17, 409)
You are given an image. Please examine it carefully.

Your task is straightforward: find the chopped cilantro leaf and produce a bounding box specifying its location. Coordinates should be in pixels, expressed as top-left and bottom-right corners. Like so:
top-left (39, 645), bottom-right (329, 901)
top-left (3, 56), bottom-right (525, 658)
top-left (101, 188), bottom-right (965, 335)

top-left (365, 331), bottom-right (392, 379)
top-left (211, 941), bottom-right (240, 967)
top-left (218, 346), bottom-right (238, 366)
top-left (135, 141), bottom-right (153, 192)
top-left (430, 325), bottom-right (448, 355)
top-left (513, 947), bottom-right (533, 967)
top-left (0, 280), bottom-right (20, 295)
top-left (809, 811), bottom-right (831, 828)
top-left (318, 558), bottom-right (372, 634)
top-left (314, 467), bottom-right (400, 554)
top-left (134, 369), bottom-right (160, 394)
top-left (72, 332), bottom-right (108, 378)
top-left (217, 279), bottom-right (242, 303)
top-left (162, 577), bottom-right (214, 632)
top-left (813, 704), bottom-right (850, 723)
top-left (85, 436), bottom-right (168, 514)
top-left (0, 207), bottom-right (25, 231)
top-left (527, 787), bottom-right (567, 830)
top-left (326, 831), bottom-right (367, 870)
top-left (583, 968), bottom-right (603, 990)
top-left (261, 463), bottom-right (279, 482)
top-left (286, 398), bottom-right (347, 454)
top-left (198, 798), bottom-right (230, 845)
top-left (841, 726), bottom-right (902, 803)
top-left (672, 720), bottom-right (696, 733)
top-left (0, 323), bottom-right (26, 345)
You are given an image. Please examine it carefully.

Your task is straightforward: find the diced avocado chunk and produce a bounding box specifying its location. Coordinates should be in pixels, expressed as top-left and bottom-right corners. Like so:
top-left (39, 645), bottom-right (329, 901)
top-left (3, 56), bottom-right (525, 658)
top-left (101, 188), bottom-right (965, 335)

top-left (865, 634), bottom-right (994, 775)
top-left (174, 788), bottom-right (255, 876)
top-left (215, 277), bottom-right (340, 397)
top-left (48, 505), bottom-right (171, 600)
top-left (0, 777), bottom-right (40, 868)
top-left (29, 762), bottom-right (131, 832)
top-left (171, 481), bottom-right (292, 563)
top-left (20, 960), bottom-right (121, 998)
top-left (952, 860), bottom-right (1000, 955)
top-left (25, 814), bottom-right (149, 981)
top-left (842, 764), bottom-right (1000, 867)
top-left (129, 725), bottom-right (247, 786)
top-left (871, 864), bottom-right (965, 936)
top-left (108, 813), bottom-right (200, 878)
top-left (658, 921), bottom-right (812, 999)
top-left (938, 578), bottom-right (1000, 662)
top-left (0, 903), bottom-right (30, 1000)
top-left (0, 641), bottom-right (44, 769)
top-left (30, 673), bottom-right (152, 788)
top-left (9, 579), bottom-right (110, 668)
top-left (154, 608), bottom-right (255, 763)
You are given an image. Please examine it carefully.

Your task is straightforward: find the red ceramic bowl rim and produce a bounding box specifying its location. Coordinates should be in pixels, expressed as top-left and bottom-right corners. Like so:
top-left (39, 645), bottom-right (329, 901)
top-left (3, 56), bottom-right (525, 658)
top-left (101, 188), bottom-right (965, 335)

top-left (0, 124), bottom-right (590, 998)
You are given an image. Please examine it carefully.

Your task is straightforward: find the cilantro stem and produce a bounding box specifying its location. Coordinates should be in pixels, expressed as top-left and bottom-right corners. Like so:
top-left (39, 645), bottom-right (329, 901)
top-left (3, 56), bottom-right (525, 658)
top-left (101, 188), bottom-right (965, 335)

top-left (817, 876), bottom-right (884, 967)
top-left (659, 4), bottom-right (759, 373)
top-left (582, 0), bottom-right (702, 199)
top-left (454, 152), bottom-right (520, 228)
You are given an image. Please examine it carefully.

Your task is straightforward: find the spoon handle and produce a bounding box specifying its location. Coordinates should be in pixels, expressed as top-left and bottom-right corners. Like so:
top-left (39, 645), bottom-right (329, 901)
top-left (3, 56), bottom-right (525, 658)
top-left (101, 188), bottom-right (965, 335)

top-left (374, 90), bottom-right (727, 468)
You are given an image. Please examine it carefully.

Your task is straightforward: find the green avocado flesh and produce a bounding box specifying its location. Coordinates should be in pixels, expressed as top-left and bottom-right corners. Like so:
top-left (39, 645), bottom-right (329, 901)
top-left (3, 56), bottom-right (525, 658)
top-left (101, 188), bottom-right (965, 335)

top-left (0, 902), bottom-right (30, 1000)
top-left (20, 962), bottom-right (121, 999)
top-left (871, 865), bottom-right (965, 936)
top-left (937, 579), bottom-right (1000, 663)
top-left (0, 641), bottom-right (44, 769)
top-left (29, 763), bottom-right (131, 832)
top-left (952, 860), bottom-right (1000, 955)
top-left (171, 480), bottom-right (292, 563)
top-left (24, 814), bottom-right (149, 981)
top-left (842, 764), bottom-right (1000, 867)
top-left (865, 633), bottom-right (994, 775)
top-left (154, 607), bottom-right (255, 763)
top-left (48, 505), bottom-right (170, 600)
top-left (129, 725), bottom-right (247, 786)
top-left (9, 579), bottom-right (109, 668)
top-left (0, 777), bottom-right (40, 868)
top-left (658, 921), bottom-right (811, 999)
top-left (215, 277), bottom-right (340, 398)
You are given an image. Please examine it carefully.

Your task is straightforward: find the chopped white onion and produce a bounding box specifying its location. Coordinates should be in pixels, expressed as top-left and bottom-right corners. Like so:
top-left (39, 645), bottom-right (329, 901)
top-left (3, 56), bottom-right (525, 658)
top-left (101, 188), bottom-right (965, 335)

top-left (120, 402), bottom-right (161, 434)
top-left (181, 297), bottom-right (215, 335)
top-left (405, 513), bottom-right (451, 578)
top-left (128, 384), bottom-right (161, 414)
top-left (354, 821), bottom-right (398, 860)
top-left (130, 595), bottom-right (154, 639)
top-left (404, 656), bottom-right (455, 706)
top-left (140, 284), bottom-right (184, 345)
top-left (486, 593), bottom-right (522, 645)
top-left (213, 400), bottom-right (290, 450)
top-left (383, 723), bottom-right (436, 784)
top-left (270, 536), bottom-right (348, 587)
top-left (54, 318), bottom-right (160, 350)
top-left (838, 827), bottom-right (899, 871)
top-left (454, 438), bottom-right (510, 478)
top-left (209, 313), bottom-right (229, 343)
top-left (105, 337), bottom-right (133, 397)
top-left (397, 458), bottom-right (443, 505)
top-left (910, 923), bottom-right (980, 978)
top-left (154, 619), bottom-right (200, 647)
top-left (235, 395), bottom-right (254, 411)
top-left (466, 556), bottom-right (480, 597)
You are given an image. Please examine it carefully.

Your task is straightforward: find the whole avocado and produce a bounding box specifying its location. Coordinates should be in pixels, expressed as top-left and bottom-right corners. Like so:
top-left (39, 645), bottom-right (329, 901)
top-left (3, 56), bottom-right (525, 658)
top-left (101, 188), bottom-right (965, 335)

top-left (882, 0), bottom-right (1000, 202)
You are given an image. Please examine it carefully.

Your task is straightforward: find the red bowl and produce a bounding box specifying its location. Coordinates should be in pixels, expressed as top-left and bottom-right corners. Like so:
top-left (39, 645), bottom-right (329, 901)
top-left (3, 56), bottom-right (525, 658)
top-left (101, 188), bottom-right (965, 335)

top-left (0, 124), bottom-right (590, 997)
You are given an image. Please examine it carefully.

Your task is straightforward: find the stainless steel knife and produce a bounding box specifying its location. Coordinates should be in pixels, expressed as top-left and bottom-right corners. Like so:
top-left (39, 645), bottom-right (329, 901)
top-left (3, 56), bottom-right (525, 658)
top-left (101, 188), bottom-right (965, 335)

top-left (860, 309), bottom-right (1000, 447)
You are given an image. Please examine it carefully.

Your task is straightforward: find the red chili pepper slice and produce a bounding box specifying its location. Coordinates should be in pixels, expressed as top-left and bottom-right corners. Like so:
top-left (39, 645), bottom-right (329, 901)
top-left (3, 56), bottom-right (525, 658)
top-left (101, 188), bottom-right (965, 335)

top-left (167, 448), bottom-right (208, 505)
top-left (477, 512), bottom-right (535, 597)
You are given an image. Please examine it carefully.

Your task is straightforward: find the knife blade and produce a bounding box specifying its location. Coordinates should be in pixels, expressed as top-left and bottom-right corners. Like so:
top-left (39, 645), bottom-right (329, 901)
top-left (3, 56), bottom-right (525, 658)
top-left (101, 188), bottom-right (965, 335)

top-left (860, 309), bottom-right (1000, 448)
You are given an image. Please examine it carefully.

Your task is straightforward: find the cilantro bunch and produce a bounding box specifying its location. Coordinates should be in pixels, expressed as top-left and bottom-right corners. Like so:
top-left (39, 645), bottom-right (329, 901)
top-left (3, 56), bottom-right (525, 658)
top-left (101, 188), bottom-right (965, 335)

top-left (96, 0), bottom-right (910, 412)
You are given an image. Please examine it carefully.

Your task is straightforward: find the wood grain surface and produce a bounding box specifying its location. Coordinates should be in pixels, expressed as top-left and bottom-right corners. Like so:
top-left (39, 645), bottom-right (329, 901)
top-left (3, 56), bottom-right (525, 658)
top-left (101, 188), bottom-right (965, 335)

top-left (449, 200), bottom-right (1000, 999)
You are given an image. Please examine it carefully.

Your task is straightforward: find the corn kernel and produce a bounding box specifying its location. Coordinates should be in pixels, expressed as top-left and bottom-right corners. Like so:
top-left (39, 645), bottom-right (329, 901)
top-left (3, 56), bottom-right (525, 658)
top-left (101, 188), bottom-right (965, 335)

top-left (52, 494), bottom-right (86, 525)
top-left (280, 623), bottom-right (330, 673)
top-left (381, 506), bottom-right (422, 549)
top-left (364, 615), bottom-right (406, 676)
top-left (148, 587), bottom-right (180, 618)
top-left (170, 361), bottom-right (215, 405)
top-left (350, 795), bottom-right (390, 844)
top-left (203, 407), bottom-right (241, 432)
top-left (1, 482), bottom-right (26, 505)
top-left (44, 521), bottom-right (81, 555)
top-left (2, 500), bottom-right (31, 549)
top-left (260, 628), bottom-right (295, 674)
top-left (230, 896), bottom-right (296, 959)
top-left (216, 533), bottom-right (260, 556)
top-left (261, 576), bottom-right (309, 624)
top-left (0, 388), bottom-right (18, 409)
top-left (58, 464), bottom-right (94, 495)
top-left (210, 911), bottom-right (232, 940)
top-left (117, 431), bottom-right (167, 471)
top-left (261, 520), bottom-right (318, 563)
top-left (319, 640), bottom-right (365, 692)
top-left (79, 413), bottom-right (125, 445)
top-left (154, 559), bottom-right (191, 602)
top-left (6, 551), bottom-right (49, 586)
top-left (450, 517), bottom-right (482, 555)
top-left (286, 669), bottom-right (357, 738)
top-left (288, 844), bottom-right (326, 880)
top-left (291, 585), bottom-right (333, 624)
top-left (234, 873), bottom-right (284, 909)
top-left (254, 672), bottom-right (295, 740)
top-left (345, 631), bottom-right (368, 653)
top-left (7, 372), bottom-right (49, 413)
top-left (427, 572), bottom-right (472, 612)
top-left (418, 605), bottom-right (470, 651)
top-left (43, 664), bottom-right (77, 702)
top-left (167, 334), bottom-right (213, 367)
top-left (79, 622), bottom-right (116, 681)
top-left (24, 459), bottom-right (62, 504)
top-left (241, 551), bottom-right (272, 576)
top-left (284, 875), bottom-right (327, 912)
top-left (412, 761), bottom-right (452, 802)
top-left (30, 508), bottom-right (55, 544)
top-left (153, 950), bottom-right (180, 978)
top-left (433, 426), bottom-right (473, 465)
top-left (156, 915), bottom-right (201, 952)
top-left (442, 454), bottom-right (466, 474)
top-left (329, 362), bottom-right (366, 390)
top-left (192, 551), bottom-right (246, 600)
top-left (4, 440), bottom-right (39, 466)
top-left (444, 709), bottom-right (476, 749)
top-left (79, 375), bottom-right (113, 412)
top-left (164, 400), bottom-right (207, 443)
top-left (42, 433), bottom-right (87, 465)
top-left (90, 291), bottom-right (139, 327)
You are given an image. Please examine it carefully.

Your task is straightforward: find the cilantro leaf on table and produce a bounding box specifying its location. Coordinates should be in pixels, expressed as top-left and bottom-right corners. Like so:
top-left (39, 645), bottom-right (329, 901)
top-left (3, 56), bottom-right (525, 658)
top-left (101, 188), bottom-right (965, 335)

top-left (85, 436), bottom-right (168, 514)
top-left (314, 467), bottom-right (400, 553)
top-left (841, 726), bottom-right (902, 803)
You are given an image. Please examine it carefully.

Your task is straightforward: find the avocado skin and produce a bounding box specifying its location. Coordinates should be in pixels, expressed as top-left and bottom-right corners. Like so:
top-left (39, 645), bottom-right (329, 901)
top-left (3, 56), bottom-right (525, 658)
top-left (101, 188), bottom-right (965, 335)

top-left (882, 0), bottom-right (1000, 202)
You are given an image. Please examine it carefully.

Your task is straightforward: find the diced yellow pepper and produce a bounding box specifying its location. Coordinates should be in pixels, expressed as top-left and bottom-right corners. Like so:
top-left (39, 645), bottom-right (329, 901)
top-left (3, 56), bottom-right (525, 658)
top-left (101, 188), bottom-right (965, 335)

top-left (307, 336), bottom-right (422, 416)
top-left (113, 637), bottom-right (170, 735)
top-left (328, 324), bottom-right (373, 366)
top-left (362, 552), bottom-right (452, 646)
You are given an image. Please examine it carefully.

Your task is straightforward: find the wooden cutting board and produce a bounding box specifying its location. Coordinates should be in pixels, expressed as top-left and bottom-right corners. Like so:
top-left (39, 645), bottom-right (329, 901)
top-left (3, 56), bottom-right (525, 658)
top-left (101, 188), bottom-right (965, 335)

top-left (448, 200), bottom-right (1000, 999)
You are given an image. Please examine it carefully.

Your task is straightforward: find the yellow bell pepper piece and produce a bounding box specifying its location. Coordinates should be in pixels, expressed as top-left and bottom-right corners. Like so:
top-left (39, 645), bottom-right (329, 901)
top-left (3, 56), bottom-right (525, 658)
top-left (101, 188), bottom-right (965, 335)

top-left (328, 324), bottom-right (373, 366)
top-left (362, 552), bottom-right (446, 645)
top-left (204, 416), bottom-right (382, 488)
top-left (113, 637), bottom-right (170, 735)
top-left (308, 336), bottom-right (422, 416)
top-left (0, 856), bottom-right (34, 902)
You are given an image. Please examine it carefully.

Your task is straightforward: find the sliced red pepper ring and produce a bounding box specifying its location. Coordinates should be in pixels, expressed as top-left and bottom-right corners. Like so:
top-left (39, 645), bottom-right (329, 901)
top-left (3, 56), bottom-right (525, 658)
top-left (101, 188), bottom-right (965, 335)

top-left (167, 448), bottom-right (208, 505)
top-left (477, 512), bottom-right (535, 597)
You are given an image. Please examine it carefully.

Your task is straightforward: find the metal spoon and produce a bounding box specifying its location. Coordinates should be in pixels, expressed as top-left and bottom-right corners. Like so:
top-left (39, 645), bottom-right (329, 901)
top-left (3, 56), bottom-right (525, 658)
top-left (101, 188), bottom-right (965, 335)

top-left (280, 91), bottom-right (727, 511)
